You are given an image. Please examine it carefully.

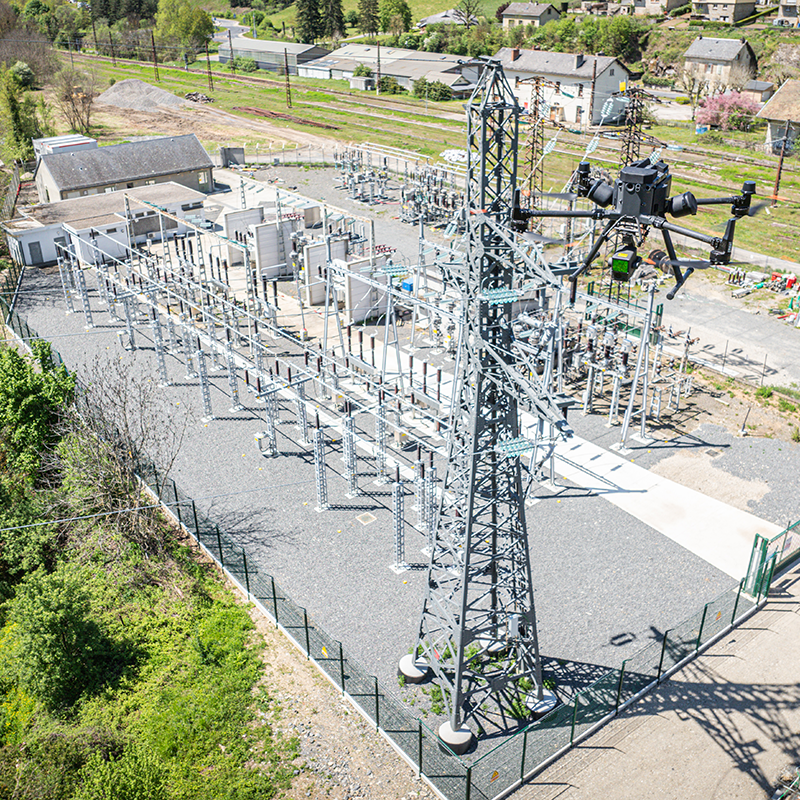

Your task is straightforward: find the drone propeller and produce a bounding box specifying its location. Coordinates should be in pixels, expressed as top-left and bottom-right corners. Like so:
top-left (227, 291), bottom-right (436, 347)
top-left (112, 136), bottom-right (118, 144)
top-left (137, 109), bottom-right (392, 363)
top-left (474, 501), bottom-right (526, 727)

top-left (523, 231), bottom-right (566, 246)
top-left (669, 258), bottom-right (747, 271)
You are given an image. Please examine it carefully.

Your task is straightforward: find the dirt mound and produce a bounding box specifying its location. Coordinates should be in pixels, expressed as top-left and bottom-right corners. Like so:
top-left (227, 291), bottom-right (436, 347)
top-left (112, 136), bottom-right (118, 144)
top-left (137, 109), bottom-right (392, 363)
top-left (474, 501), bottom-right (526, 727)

top-left (97, 79), bottom-right (187, 112)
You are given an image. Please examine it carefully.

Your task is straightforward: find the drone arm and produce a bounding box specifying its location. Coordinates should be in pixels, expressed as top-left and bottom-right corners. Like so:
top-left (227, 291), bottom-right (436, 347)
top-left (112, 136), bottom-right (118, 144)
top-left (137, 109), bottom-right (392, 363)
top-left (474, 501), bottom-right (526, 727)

top-left (694, 196), bottom-right (737, 207)
top-left (526, 209), bottom-right (604, 219)
top-left (667, 267), bottom-right (694, 301)
top-left (568, 218), bottom-right (618, 305)
top-left (647, 216), bottom-right (717, 248)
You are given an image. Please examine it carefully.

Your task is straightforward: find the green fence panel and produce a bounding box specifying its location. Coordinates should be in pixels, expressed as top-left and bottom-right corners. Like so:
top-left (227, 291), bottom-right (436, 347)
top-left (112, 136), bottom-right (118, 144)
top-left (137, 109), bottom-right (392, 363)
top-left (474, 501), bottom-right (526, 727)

top-left (419, 722), bottom-right (470, 800)
top-left (660, 609), bottom-right (704, 674)
top-left (275, 591), bottom-right (306, 643)
top-left (342, 651), bottom-right (378, 709)
top-left (470, 724), bottom-right (529, 800)
top-left (618, 638), bottom-right (662, 704)
top-left (777, 524), bottom-right (800, 567)
top-left (377, 691), bottom-right (419, 767)
top-left (571, 669), bottom-right (620, 741)
top-left (307, 625), bottom-right (343, 688)
top-left (520, 702), bottom-right (574, 777)
top-left (698, 585), bottom-right (738, 647)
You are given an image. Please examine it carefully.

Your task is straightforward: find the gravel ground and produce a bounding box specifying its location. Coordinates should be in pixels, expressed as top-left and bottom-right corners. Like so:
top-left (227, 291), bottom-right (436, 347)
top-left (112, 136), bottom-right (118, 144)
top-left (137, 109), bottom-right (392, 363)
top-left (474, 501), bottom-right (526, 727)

top-left (14, 261), bottom-right (738, 760)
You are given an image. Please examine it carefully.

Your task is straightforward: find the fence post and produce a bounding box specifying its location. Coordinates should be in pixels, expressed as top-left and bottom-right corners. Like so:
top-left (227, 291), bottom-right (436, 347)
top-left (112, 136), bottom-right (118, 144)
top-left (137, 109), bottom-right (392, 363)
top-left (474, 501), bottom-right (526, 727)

top-left (417, 720), bottom-right (423, 774)
top-left (339, 642), bottom-right (346, 693)
top-left (731, 579), bottom-right (743, 624)
top-left (215, 525), bottom-right (225, 567)
top-left (172, 479), bottom-right (182, 524)
top-left (695, 603), bottom-right (709, 651)
top-left (303, 608), bottom-right (311, 658)
top-left (271, 575), bottom-right (279, 626)
top-left (570, 696), bottom-right (580, 743)
top-left (465, 766), bottom-right (472, 800)
top-left (374, 676), bottom-right (380, 730)
top-left (191, 500), bottom-right (200, 537)
top-left (759, 555), bottom-right (776, 602)
top-left (243, 549), bottom-right (251, 600)
top-left (615, 661), bottom-right (627, 710)
top-left (520, 728), bottom-right (529, 781)
top-left (657, 630), bottom-right (671, 681)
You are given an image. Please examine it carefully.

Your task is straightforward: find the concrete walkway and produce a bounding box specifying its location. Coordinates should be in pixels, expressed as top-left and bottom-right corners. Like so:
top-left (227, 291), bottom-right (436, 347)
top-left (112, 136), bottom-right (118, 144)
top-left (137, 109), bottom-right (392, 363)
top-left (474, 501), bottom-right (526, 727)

top-left (514, 562), bottom-right (800, 800)
top-left (548, 435), bottom-right (783, 579)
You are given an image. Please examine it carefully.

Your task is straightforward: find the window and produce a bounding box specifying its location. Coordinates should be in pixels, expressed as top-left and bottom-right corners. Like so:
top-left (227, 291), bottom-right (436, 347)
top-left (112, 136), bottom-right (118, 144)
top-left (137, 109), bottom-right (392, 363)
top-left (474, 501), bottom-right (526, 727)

top-left (106, 227), bottom-right (117, 233)
top-left (145, 179), bottom-right (156, 185)
top-left (578, 83), bottom-right (583, 97)
top-left (199, 172), bottom-right (208, 185)
top-left (555, 82), bottom-right (561, 94)
top-left (610, 68), bottom-right (615, 76)
top-left (126, 182), bottom-right (134, 188)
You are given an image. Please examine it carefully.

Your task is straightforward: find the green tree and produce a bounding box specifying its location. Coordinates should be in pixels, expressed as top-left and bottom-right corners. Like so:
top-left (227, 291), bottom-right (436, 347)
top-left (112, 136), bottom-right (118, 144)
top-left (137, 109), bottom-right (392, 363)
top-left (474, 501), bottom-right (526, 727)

top-left (353, 62), bottom-right (373, 77)
top-left (6, 565), bottom-right (121, 711)
top-left (358, 0), bottom-right (378, 34)
top-left (320, 0), bottom-right (345, 39)
top-left (153, 0), bottom-right (213, 56)
top-left (295, 0), bottom-right (321, 41)
top-left (8, 61), bottom-right (35, 89)
top-left (378, 0), bottom-right (410, 33)
top-left (0, 67), bottom-right (49, 161)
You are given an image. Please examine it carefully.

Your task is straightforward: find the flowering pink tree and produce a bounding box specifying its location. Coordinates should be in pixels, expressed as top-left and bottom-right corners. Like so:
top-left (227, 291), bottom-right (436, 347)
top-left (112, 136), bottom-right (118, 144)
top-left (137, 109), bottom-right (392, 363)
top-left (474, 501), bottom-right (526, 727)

top-left (696, 91), bottom-right (760, 131)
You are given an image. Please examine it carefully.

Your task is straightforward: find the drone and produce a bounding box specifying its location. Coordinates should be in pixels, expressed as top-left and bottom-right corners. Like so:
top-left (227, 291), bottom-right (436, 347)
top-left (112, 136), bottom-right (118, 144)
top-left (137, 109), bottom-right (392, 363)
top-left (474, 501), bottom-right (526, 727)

top-left (512, 157), bottom-right (766, 304)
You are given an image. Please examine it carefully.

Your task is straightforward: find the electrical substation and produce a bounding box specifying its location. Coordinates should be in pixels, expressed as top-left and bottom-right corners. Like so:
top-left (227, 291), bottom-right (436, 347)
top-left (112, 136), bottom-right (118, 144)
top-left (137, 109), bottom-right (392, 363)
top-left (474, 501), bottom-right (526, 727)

top-left (13, 58), bottom-right (774, 780)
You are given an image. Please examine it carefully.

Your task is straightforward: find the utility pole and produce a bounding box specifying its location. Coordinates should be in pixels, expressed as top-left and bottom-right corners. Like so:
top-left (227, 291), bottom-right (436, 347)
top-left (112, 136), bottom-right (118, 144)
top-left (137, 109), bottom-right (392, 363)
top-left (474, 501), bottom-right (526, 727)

top-left (284, 48), bottom-right (292, 108)
top-left (376, 41), bottom-right (381, 96)
top-left (68, 39), bottom-right (74, 68)
top-left (91, 15), bottom-right (98, 52)
top-left (109, 31), bottom-right (116, 65)
top-left (205, 41), bottom-right (214, 92)
top-left (228, 29), bottom-right (235, 75)
top-left (150, 30), bottom-right (159, 82)
top-left (773, 118), bottom-right (792, 207)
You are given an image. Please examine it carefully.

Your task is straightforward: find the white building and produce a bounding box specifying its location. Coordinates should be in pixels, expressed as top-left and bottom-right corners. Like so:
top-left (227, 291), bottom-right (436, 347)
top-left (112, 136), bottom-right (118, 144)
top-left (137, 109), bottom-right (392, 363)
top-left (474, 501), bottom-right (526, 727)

top-left (756, 79), bottom-right (800, 153)
top-left (2, 183), bottom-right (206, 268)
top-left (494, 48), bottom-right (631, 126)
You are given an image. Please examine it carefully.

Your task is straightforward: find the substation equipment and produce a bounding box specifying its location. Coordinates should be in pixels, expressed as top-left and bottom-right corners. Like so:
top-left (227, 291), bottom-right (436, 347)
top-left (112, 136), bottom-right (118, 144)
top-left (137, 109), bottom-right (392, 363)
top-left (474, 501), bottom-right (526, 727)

top-left (51, 59), bottom-right (761, 755)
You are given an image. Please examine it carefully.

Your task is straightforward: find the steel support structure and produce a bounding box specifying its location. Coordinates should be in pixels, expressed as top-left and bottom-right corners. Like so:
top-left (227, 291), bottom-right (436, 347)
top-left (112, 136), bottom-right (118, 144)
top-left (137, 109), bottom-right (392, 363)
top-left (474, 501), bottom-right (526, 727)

top-left (405, 61), bottom-right (571, 742)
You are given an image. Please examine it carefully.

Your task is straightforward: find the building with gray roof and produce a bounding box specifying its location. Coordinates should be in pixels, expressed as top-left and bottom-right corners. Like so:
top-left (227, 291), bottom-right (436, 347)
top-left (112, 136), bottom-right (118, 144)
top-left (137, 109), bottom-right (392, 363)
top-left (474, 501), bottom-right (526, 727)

top-left (501, 3), bottom-right (560, 28)
top-left (683, 36), bottom-right (757, 88)
top-left (691, 0), bottom-right (755, 24)
top-left (35, 134), bottom-right (214, 204)
top-left (217, 38), bottom-right (330, 74)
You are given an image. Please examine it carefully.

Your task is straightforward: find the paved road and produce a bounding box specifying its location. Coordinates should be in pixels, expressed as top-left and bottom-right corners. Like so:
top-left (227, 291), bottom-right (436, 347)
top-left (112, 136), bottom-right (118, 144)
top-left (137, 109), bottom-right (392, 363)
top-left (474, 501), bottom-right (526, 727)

top-left (514, 561), bottom-right (800, 800)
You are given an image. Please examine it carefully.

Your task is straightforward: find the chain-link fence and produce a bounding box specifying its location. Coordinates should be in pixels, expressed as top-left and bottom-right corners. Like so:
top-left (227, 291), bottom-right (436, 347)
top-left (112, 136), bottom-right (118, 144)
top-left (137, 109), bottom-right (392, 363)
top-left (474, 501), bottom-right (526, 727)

top-left (0, 295), bottom-right (778, 800)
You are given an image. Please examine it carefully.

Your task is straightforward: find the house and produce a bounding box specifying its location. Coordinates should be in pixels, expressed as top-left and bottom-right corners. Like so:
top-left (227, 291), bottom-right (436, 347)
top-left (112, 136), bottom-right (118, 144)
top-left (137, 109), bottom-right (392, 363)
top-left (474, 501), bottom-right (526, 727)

top-left (299, 44), bottom-right (481, 96)
top-left (691, 0), bottom-right (755, 23)
top-left (217, 38), bottom-right (330, 74)
top-left (494, 48), bottom-right (631, 125)
top-left (683, 36), bottom-right (757, 88)
top-left (2, 183), bottom-right (206, 268)
top-left (756, 79), bottom-right (800, 153)
top-left (622, 0), bottom-right (687, 15)
top-left (741, 79), bottom-right (775, 104)
top-left (501, 3), bottom-right (560, 28)
top-left (777, 0), bottom-right (800, 25)
top-left (35, 134), bottom-right (214, 204)
top-left (416, 8), bottom-right (477, 28)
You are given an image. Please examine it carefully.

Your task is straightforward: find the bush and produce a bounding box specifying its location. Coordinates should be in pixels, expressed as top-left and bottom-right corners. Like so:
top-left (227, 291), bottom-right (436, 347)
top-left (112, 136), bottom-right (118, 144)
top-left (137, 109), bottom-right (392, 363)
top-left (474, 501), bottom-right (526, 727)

top-left (353, 62), bottom-right (372, 77)
top-left (675, 96), bottom-right (690, 105)
top-left (231, 56), bottom-right (257, 72)
top-left (696, 91), bottom-right (760, 131)
top-left (756, 385), bottom-right (773, 398)
top-left (8, 61), bottom-right (35, 89)
top-left (378, 75), bottom-right (406, 94)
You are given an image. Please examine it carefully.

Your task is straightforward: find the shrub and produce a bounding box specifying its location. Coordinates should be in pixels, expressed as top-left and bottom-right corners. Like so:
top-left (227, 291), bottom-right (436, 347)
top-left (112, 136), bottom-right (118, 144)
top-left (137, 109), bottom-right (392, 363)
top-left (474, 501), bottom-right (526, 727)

top-left (378, 75), bottom-right (405, 94)
top-left (675, 96), bottom-right (690, 105)
top-left (8, 61), bottom-right (35, 89)
top-left (756, 385), bottom-right (773, 398)
top-left (353, 62), bottom-right (372, 77)
top-left (231, 56), bottom-right (257, 72)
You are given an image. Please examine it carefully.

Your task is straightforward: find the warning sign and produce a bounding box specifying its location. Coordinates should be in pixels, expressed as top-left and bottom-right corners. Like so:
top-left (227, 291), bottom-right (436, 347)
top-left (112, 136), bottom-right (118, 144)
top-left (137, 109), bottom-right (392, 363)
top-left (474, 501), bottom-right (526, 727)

top-left (490, 771), bottom-right (499, 783)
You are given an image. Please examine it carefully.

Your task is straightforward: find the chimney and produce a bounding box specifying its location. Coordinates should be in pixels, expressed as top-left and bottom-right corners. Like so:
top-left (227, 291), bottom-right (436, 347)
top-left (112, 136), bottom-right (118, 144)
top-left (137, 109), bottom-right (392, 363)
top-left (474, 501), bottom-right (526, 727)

top-left (575, 53), bottom-right (585, 69)
top-left (512, 47), bottom-right (520, 61)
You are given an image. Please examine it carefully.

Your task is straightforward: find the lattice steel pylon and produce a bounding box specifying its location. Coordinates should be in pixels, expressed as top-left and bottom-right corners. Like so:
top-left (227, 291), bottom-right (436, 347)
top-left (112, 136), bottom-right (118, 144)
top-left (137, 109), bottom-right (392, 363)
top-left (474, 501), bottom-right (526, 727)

top-left (399, 60), bottom-right (572, 752)
top-left (619, 87), bottom-right (645, 169)
top-left (522, 77), bottom-right (545, 211)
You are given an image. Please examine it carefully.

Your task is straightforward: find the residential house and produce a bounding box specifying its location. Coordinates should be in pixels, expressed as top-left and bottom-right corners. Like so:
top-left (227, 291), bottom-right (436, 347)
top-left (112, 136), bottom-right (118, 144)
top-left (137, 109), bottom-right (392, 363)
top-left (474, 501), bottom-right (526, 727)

top-left (501, 3), bottom-right (561, 28)
top-left (417, 8), bottom-right (477, 28)
top-left (756, 78), bottom-right (800, 153)
top-left (217, 38), bottom-right (330, 74)
top-left (299, 44), bottom-right (481, 96)
top-left (683, 36), bottom-right (757, 87)
top-left (622, 0), bottom-right (687, 15)
top-left (691, 0), bottom-right (756, 23)
top-left (35, 134), bottom-right (214, 204)
top-left (777, 0), bottom-right (800, 25)
top-left (741, 79), bottom-right (775, 104)
top-left (2, 183), bottom-right (206, 268)
top-left (494, 48), bottom-right (631, 125)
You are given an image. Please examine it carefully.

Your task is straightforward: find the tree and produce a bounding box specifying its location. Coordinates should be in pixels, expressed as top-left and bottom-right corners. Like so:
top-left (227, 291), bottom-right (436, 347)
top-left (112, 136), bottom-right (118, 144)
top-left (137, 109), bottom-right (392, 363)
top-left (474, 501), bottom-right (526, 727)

top-left (378, 0), bottom-right (411, 33)
top-left (55, 68), bottom-right (98, 135)
top-left (153, 0), bottom-right (213, 56)
top-left (295, 0), bottom-right (321, 42)
top-left (358, 0), bottom-right (378, 34)
top-left (452, 0), bottom-right (481, 29)
top-left (344, 9), bottom-right (359, 27)
top-left (675, 68), bottom-right (711, 121)
top-left (8, 61), bottom-right (35, 89)
top-left (320, 0), bottom-right (345, 39)
top-left (495, 2), bottom-right (509, 22)
top-left (696, 91), bottom-right (759, 131)
top-left (0, 66), bottom-right (50, 162)
top-left (353, 62), bottom-right (373, 77)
